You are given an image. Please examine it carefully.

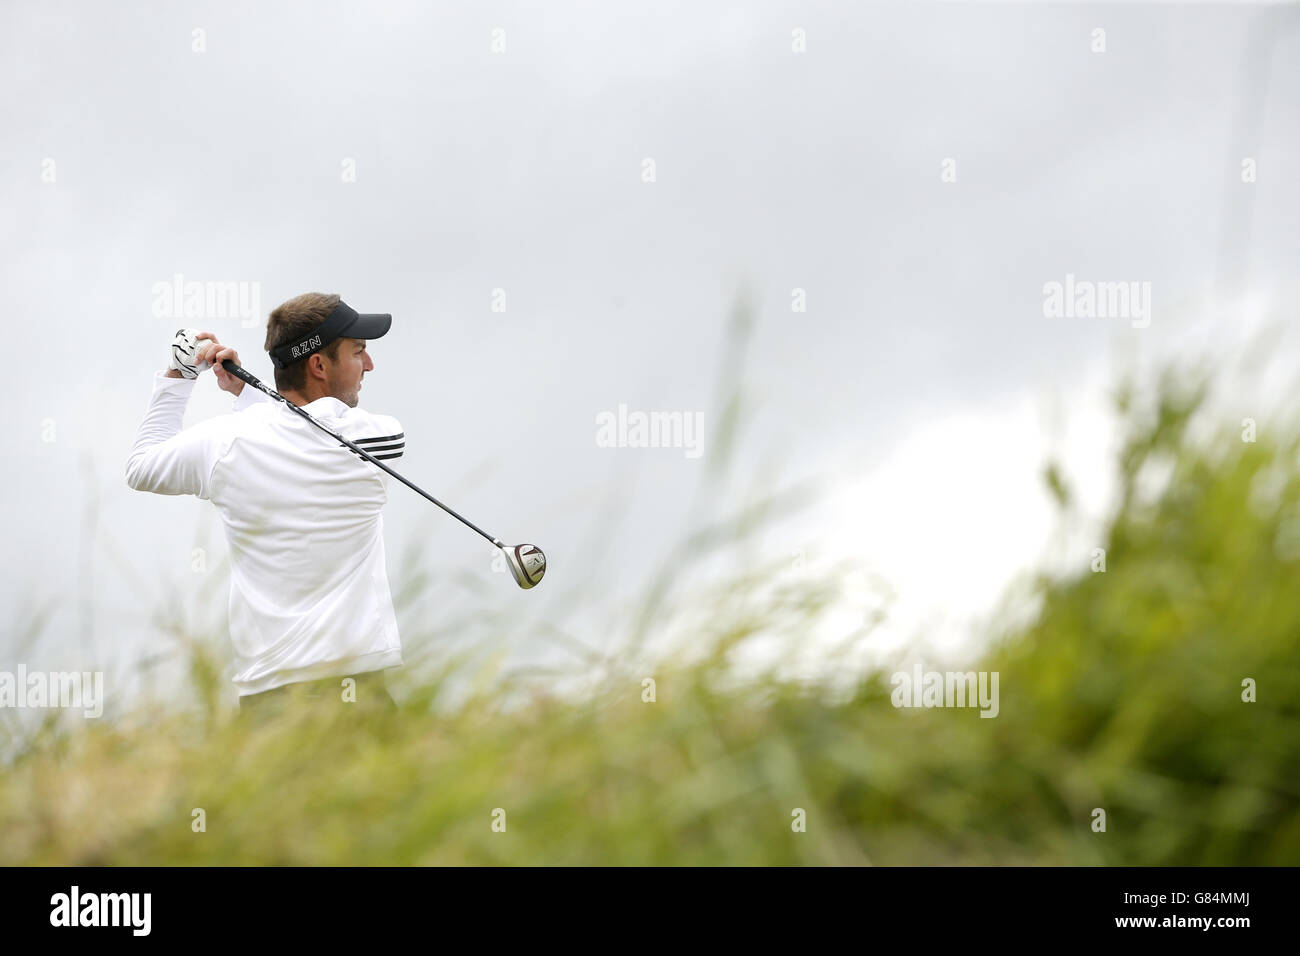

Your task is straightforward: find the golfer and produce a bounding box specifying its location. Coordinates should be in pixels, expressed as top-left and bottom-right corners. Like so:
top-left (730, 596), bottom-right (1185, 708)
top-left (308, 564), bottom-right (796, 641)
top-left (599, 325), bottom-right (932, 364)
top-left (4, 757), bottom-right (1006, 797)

top-left (126, 293), bottom-right (405, 720)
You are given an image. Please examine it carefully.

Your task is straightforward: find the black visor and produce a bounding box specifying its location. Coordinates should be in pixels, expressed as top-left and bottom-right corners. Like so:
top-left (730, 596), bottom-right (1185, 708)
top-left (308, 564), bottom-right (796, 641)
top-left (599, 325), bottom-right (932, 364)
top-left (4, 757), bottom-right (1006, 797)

top-left (269, 300), bottom-right (392, 369)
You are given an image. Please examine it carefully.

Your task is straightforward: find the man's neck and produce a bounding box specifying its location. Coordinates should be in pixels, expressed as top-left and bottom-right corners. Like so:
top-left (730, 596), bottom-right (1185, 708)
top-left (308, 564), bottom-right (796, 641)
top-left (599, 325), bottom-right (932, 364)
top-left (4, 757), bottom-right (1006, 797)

top-left (280, 385), bottom-right (330, 407)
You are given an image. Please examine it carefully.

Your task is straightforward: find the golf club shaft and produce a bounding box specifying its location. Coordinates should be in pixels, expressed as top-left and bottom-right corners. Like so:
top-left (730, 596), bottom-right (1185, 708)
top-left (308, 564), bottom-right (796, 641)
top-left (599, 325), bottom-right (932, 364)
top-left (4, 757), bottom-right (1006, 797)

top-left (221, 359), bottom-right (505, 549)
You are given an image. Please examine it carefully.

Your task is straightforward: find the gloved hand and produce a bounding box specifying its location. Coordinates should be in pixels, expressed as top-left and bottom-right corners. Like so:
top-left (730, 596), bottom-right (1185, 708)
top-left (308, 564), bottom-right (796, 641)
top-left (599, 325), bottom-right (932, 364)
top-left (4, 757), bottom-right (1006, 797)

top-left (168, 328), bottom-right (211, 379)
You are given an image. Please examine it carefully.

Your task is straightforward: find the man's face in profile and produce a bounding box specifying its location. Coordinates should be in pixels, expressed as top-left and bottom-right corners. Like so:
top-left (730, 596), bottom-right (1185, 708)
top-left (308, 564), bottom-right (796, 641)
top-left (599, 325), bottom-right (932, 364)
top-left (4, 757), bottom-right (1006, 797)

top-left (323, 338), bottom-right (374, 408)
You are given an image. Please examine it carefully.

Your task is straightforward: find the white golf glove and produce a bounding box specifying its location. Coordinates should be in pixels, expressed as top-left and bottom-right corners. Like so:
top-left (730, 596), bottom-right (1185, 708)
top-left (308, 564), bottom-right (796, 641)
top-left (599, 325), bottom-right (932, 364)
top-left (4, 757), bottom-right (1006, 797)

top-left (168, 328), bottom-right (211, 379)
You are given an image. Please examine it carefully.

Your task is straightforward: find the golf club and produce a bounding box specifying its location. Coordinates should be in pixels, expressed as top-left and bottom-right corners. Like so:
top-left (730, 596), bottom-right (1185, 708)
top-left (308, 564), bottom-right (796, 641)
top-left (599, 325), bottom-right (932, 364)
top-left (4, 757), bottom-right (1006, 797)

top-left (220, 359), bottom-right (546, 589)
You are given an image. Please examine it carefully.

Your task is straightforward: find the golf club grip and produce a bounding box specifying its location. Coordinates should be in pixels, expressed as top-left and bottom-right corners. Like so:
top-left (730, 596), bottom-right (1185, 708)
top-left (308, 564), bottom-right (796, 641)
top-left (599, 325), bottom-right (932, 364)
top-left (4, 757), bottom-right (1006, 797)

top-left (221, 359), bottom-right (259, 386)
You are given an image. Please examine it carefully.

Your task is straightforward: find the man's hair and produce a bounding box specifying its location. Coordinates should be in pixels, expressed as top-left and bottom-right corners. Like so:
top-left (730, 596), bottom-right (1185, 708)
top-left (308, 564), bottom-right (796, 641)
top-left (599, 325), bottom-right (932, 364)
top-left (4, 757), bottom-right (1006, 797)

top-left (264, 292), bottom-right (344, 392)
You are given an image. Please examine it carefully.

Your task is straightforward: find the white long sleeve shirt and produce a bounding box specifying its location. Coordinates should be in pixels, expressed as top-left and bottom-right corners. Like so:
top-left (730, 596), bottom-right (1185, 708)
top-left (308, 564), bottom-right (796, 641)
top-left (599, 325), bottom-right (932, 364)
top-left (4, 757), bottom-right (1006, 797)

top-left (126, 371), bottom-right (405, 695)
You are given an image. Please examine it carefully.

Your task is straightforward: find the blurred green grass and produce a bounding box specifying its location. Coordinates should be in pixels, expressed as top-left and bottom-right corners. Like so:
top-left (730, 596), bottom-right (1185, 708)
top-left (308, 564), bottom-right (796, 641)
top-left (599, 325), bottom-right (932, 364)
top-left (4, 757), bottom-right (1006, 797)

top-left (2, 320), bottom-right (1298, 865)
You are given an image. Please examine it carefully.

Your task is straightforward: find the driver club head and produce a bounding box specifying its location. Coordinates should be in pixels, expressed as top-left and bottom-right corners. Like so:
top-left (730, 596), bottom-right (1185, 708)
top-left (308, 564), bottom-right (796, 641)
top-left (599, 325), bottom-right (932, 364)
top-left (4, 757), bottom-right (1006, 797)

top-left (502, 543), bottom-right (546, 589)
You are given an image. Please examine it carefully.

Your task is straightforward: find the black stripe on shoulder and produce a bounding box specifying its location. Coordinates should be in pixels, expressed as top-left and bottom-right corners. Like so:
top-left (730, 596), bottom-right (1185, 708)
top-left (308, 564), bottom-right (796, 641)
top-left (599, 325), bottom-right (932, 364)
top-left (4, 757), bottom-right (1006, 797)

top-left (358, 441), bottom-right (404, 453)
top-left (347, 449), bottom-right (404, 463)
top-left (357, 432), bottom-right (404, 445)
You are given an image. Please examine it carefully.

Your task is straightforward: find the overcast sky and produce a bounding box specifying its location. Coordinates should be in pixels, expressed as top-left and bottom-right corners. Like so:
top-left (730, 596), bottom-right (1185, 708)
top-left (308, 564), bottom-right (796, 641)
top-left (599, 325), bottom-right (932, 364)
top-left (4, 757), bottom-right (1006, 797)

top-left (3, 1), bottom-right (1298, 712)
